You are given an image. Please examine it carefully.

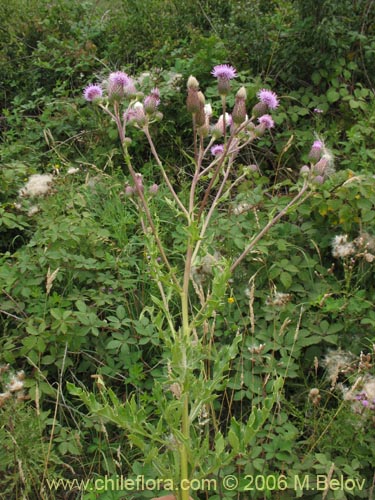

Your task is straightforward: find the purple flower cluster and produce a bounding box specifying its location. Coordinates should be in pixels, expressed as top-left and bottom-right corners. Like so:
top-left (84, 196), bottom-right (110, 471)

top-left (355, 392), bottom-right (375, 410)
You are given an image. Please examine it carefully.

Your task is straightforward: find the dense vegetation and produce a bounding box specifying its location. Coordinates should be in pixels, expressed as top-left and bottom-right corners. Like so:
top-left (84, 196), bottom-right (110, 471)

top-left (1, 1), bottom-right (375, 499)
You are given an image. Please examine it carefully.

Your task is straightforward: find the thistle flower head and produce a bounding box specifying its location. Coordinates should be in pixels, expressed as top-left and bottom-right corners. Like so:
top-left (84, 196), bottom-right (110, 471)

top-left (211, 64), bottom-right (237, 80)
top-left (108, 71), bottom-right (130, 99)
top-left (211, 144), bottom-right (225, 156)
top-left (257, 89), bottom-right (279, 110)
top-left (83, 84), bottom-right (103, 102)
top-left (109, 71), bottom-right (130, 86)
top-left (258, 114), bottom-right (275, 129)
top-left (212, 64), bottom-right (237, 96)
top-left (309, 139), bottom-right (324, 161)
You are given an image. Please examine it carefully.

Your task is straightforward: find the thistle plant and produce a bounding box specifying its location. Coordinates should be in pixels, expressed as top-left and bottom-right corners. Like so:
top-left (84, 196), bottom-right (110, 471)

top-left (71, 65), bottom-right (329, 500)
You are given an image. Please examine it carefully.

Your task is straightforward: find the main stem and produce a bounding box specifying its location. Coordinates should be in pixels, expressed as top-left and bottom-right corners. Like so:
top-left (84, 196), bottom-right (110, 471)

top-left (179, 236), bottom-right (192, 500)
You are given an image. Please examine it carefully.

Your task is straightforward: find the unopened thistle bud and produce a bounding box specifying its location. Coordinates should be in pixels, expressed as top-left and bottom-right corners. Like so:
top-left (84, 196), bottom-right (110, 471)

top-left (124, 185), bottom-right (134, 197)
top-left (149, 183), bottom-right (159, 194)
top-left (300, 165), bottom-right (310, 177)
top-left (132, 102), bottom-right (147, 127)
top-left (186, 88), bottom-right (200, 114)
top-left (144, 88), bottom-right (160, 114)
top-left (252, 101), bottom-right (268, 118)
top-left (312, 175), bottom-right (324, 184)
top-left (195, 91), bottom-right (206, 127)
top-left (312, 157), bottom-right (328, 176)
top-left (134, 173), bottom-right (144, 194)
top-left (232, 86), bottom-right (247, 125)
top-left (187, 75), bottom-right (199, 90)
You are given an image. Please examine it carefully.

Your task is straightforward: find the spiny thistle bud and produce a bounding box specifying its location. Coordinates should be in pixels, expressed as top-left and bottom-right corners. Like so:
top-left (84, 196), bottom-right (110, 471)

top-left (248, 164), bottom-right (259, 173)
top-left (187, 75), bottom-right (199, 90)
top-left (108, 71), bottom-right (130, 100)
top-left (252, 101), bottom-right (268, 118)
top-left (186, 88), bottom-right (201, 114)
top-left (232, 86), bottom-right (247, 125)
top-left (134, 173), bottom-right (144, 193)
top-left (124, 185), bottom-right (134, 197)
top-left (197, 123), bottom-right (209, 138)
top-left (312, 157), bottom-right (328, 176)
top-left (149, 183), bottom-right (159, 195)
top-left (300, 165), bottom-right (310, 177)
top-left (312, 175), bottom-right (324, 184)
top-left (195, 91), bottom-right (206, 127)
top-left (132, 102), bottom-right (147, 127)
top-left (144, 88), bottom-right (160, 114)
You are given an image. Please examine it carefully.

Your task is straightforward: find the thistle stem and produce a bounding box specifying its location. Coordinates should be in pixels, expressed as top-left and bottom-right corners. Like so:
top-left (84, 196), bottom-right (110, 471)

top-left (230, 181), bottom-right (310, 272)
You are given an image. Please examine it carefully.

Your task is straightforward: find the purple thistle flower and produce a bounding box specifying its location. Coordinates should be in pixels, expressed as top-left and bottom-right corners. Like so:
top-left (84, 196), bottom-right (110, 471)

top-left (211, 64), bottom-right (237, 80)
top-left (211, 144), bottom-right (225, 156)
top-left (144, 88), bottom-right (160, 114)
top-left (361, 399), bottom-right (369, 407)
top-left (108, 71), bottom-right (130, 99)
top-left (212, 64), bottom-right (237, 96)
top-left (258, 114), bottom-right (275, 129)
top-left (309, 140), bottom-right (324, 161)
top-left (83, 84), bottom-right (103, 102)
top-left (257, 89), bottom-right (279, 110)
top-left (109, 71), bottom-right (130, 86)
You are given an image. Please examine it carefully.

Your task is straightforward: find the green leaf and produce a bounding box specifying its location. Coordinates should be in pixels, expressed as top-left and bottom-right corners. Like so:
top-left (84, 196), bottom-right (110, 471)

top-left (116, 305), bottom-right (126, 320)
top-left (326, 89), bottom-right (340, 103)
top-left (280, 271), bottom-right (292, 289)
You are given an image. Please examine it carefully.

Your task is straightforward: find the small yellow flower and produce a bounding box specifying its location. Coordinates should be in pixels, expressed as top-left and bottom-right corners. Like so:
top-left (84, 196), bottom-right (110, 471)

top-left (227, 297), bottom-right (235, 304)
